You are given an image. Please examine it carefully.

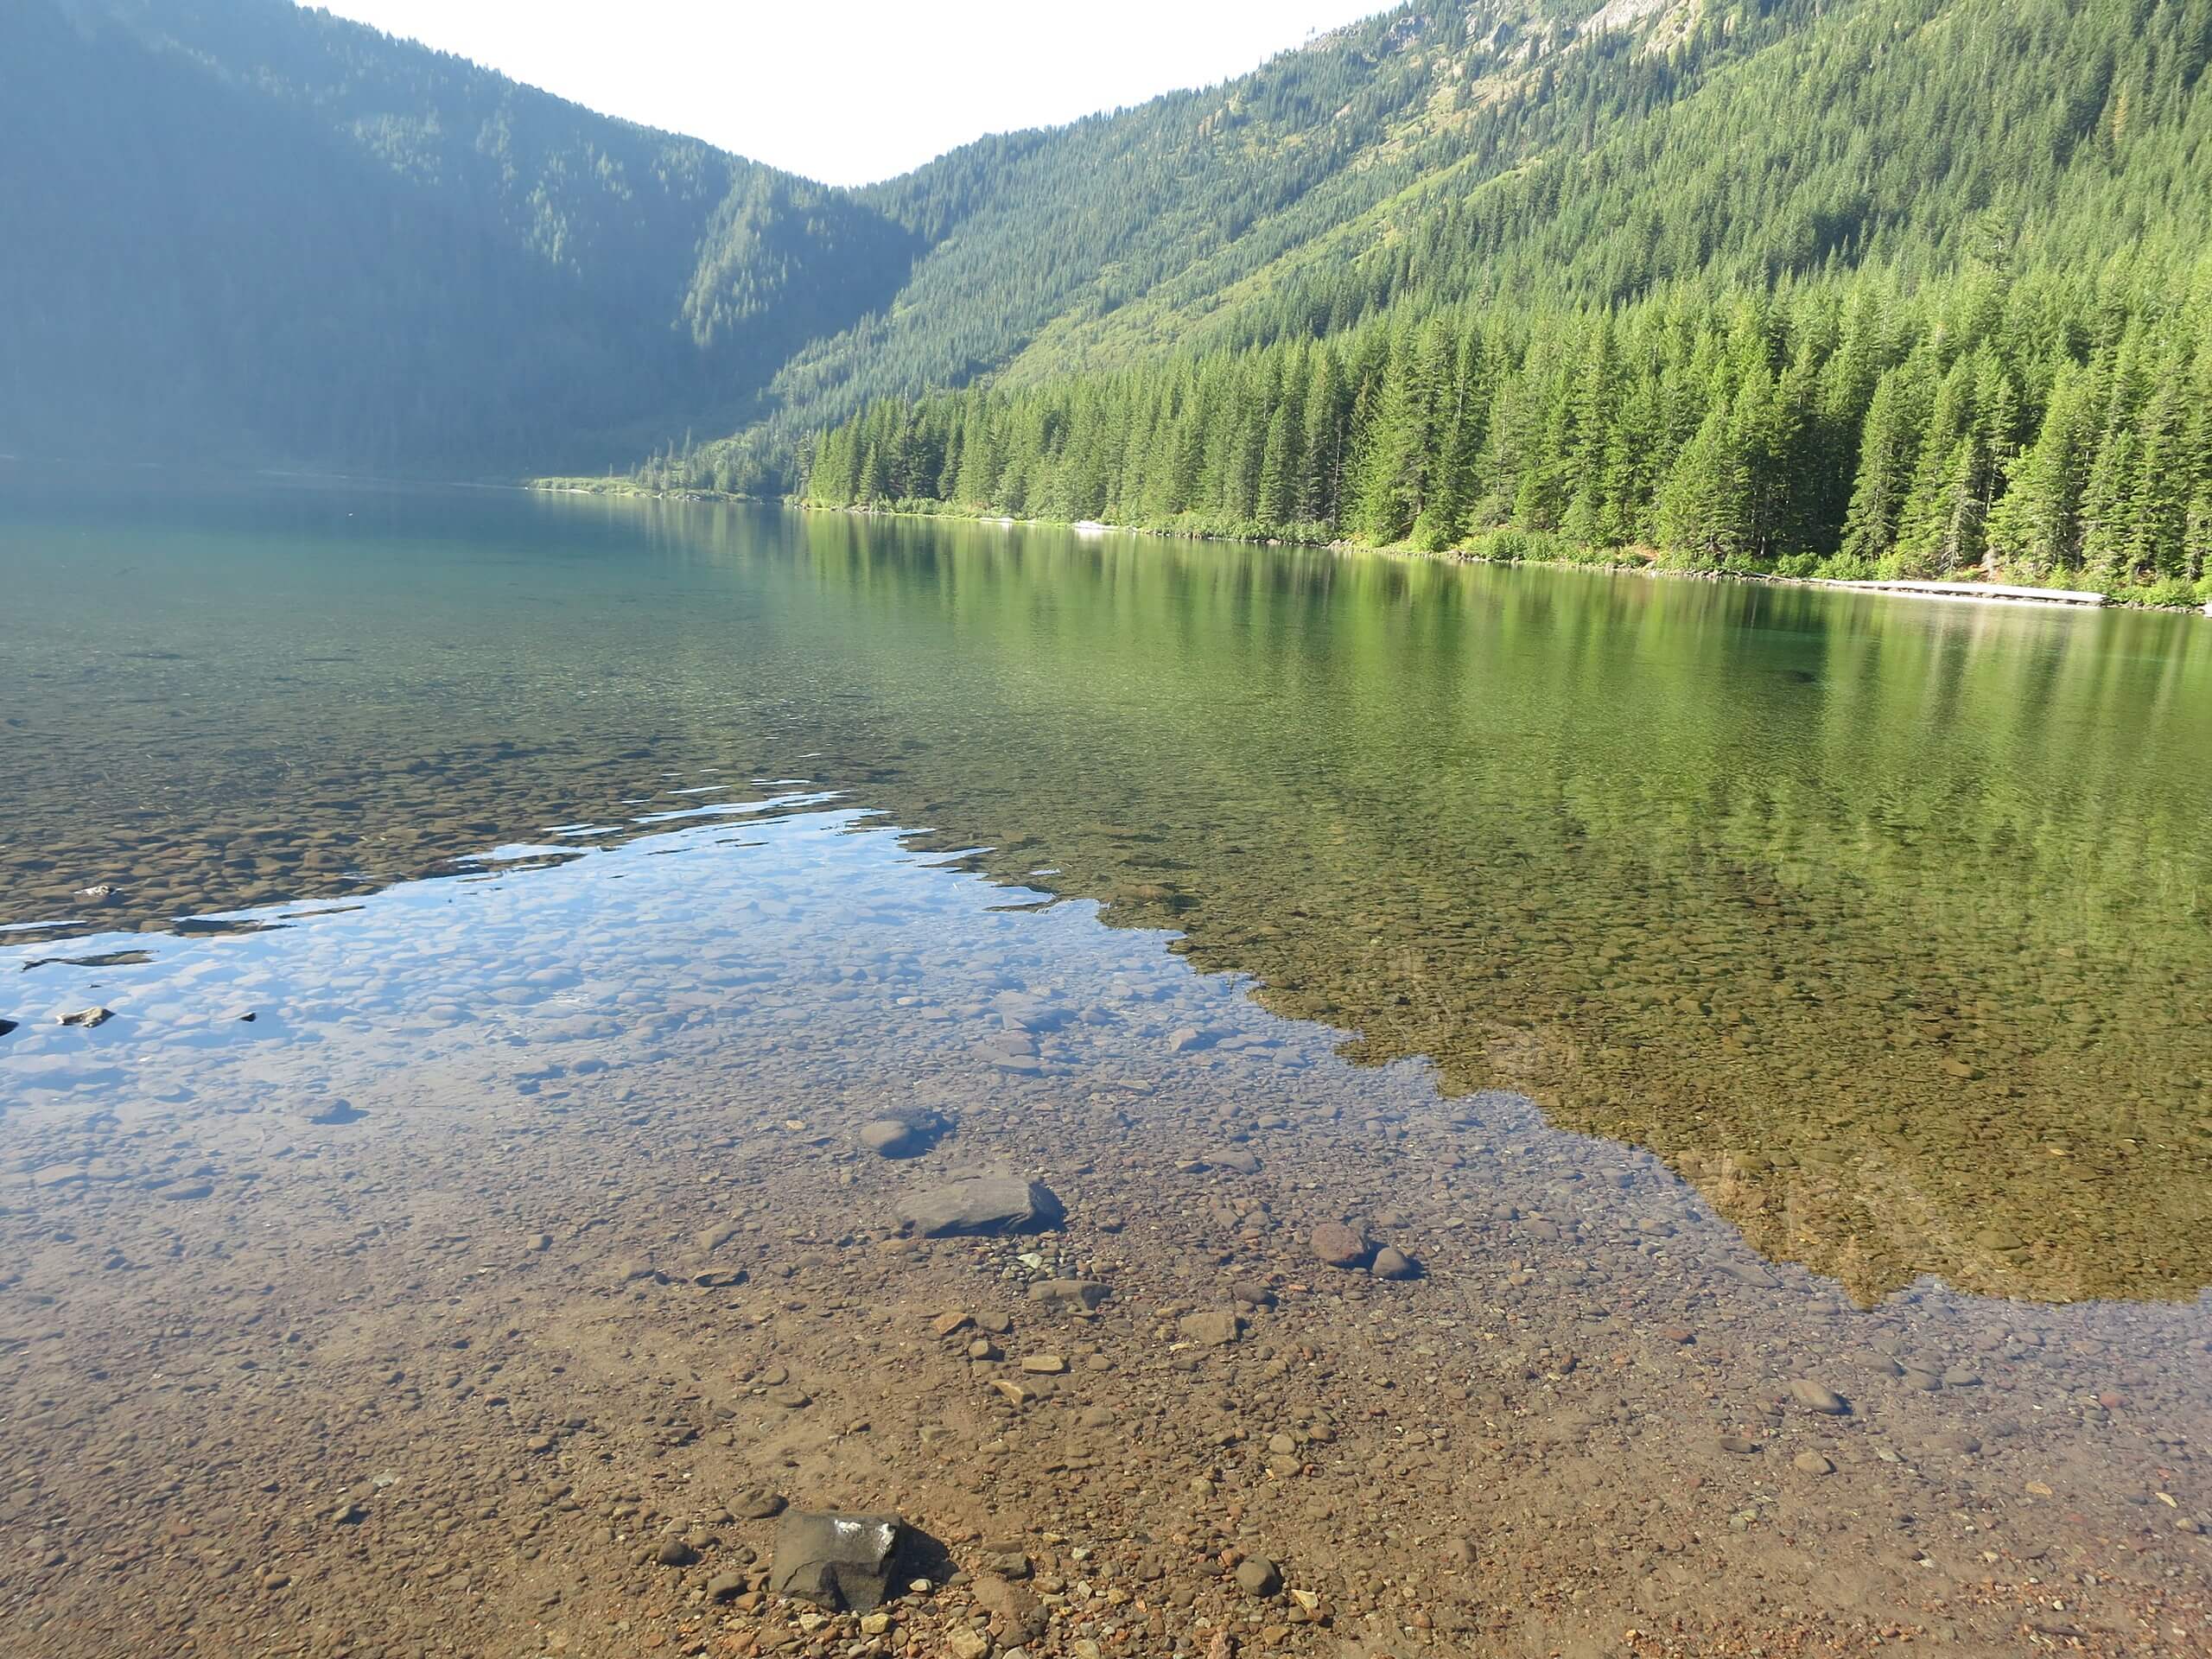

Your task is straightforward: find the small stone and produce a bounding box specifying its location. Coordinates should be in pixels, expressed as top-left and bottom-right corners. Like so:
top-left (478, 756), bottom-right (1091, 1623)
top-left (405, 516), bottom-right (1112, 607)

top-left (1179, 1311), bottom-right (1243, 1346)
top-left (947, 1630), bottom-right (992, 1659)
top-left (1719, 1434), bottom-right (1759, 1455)
top-left (707, 1571), bottom-right (746, 1601)
top-left (1788, 1379), bottom-right (1848, 1415)
top-left (56, 1007), bottom-right (114, 1029)
top-left (1019, 1355), bottom-right (1066, 1375)
top-left (932, 1311), bottom-right (975, 1337)
top-left (1370, 1247), bottom-right (1417, 1281)
top-left (1793, 1452), bottom-right (1835, 1475)
top-left (656, 1537), bottom-right (696, 1567)
top-left (1234, 1556), bottom-right (1282, 1597)
top-left (1310, 1222), bottom-right (1370, 1269)
top-left (859, 1612), bottom-right (893, 1636)
top-left (735, 1489), bottom-right (786, 1521)
top-left (1210, 1148), bottom-right (1261, 1175)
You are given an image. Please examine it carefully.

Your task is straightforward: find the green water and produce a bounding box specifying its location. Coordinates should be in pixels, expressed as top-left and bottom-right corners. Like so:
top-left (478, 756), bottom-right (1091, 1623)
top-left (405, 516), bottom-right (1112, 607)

top-left (4, 475), bottom-right (2209, 1301)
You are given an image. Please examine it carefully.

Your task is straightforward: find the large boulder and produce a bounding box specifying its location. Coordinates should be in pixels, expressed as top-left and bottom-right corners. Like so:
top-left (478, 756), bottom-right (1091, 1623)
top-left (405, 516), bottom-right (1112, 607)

top-left (896, 1171), bottom-right (1063, 1237)
top-left (769, 1510), bottom-right (903, 1611)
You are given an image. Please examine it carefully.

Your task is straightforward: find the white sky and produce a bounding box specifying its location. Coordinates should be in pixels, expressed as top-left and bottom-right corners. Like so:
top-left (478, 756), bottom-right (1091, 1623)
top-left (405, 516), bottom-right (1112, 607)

top-left (307, 1), bottom-right (1397, 186)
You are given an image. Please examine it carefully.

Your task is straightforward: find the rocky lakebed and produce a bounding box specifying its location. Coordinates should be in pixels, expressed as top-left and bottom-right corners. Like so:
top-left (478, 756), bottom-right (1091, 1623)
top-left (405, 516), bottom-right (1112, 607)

top-left (3, 804), bottom-right (2209, 1659)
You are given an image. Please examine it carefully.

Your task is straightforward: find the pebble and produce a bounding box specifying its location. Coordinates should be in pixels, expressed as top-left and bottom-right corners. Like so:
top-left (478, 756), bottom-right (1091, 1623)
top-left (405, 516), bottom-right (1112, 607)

top-left (1019, 1355), bottom-right (1066, 1375)
top-left (56, 1007), bottom-right (115, 1028)
top-left (1793, 1452), bottom-right (1835, 1475)
top-left (1234, 1556), bottom-right (1282, 1597)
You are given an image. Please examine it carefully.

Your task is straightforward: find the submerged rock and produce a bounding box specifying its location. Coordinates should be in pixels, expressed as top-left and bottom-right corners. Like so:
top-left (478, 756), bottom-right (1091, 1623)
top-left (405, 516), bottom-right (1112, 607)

top-left (858, 1118), bottom-right (918, 1156)
top-left (857, 1107), bottom-right (949, 1158)
top-left (1371, 1246), bottom-right (1419, 1280)
top-left (1788, 1378), bottom-right (1848, 1414)
top-left (770, 1510), bottom-right (902, 1611)
top-left (56, 1007), bottom-right (114, 1029)
top-left (1310, 1220), bottom-right (1370, 1268)
top-left (896, 1172), bottom-right (1063, 1236)
top-left (1180, 1310), bottom-right (1243, 1346)
top-left (1029, 1278), bottom-right (1110, 1309)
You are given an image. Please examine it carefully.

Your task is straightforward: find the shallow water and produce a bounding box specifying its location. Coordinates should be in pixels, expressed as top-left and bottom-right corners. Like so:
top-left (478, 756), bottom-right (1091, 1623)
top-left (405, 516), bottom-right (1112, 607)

top-left (6, 477), bottom-right (2209, 1300)
top-left (3, 477), bottom-right (2210, 1654)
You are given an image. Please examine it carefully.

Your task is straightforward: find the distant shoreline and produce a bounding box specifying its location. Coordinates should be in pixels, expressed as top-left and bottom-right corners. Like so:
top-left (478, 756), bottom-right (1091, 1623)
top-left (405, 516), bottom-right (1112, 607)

top-left (526, 480), bottom-right (2208, 616)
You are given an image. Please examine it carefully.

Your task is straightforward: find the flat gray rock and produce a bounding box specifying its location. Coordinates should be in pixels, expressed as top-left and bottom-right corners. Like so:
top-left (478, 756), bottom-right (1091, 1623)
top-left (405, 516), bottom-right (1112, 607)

top-left (896, 1172), bottom-right (1062, 1236)
top-left (770, 1510), bottom-right (902, 1611)
top-left (1029, 1279), bottom-right (1110, 1309)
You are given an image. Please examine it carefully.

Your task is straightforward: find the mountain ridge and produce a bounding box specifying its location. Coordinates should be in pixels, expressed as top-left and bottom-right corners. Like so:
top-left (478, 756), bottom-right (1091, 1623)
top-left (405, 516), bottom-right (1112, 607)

top-left (8, 0), bottom-right (2210, 600)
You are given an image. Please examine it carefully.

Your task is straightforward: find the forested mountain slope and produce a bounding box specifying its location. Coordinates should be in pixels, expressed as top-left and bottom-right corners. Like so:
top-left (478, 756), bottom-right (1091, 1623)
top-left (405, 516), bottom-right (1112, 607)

top-left (11, 0), bottom-right (2209, 592)
top-left (782, 0), bottom-right (2212, 598)
top-left (0, 0), bottom-right (918, 472)
top-left (686, 0), bottom-right (1814, 489)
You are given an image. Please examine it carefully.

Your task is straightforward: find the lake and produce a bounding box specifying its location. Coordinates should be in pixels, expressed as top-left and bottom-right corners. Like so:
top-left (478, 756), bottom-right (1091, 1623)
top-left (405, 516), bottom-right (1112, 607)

top-left (4, 475), bottom-right (2209, 1655)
